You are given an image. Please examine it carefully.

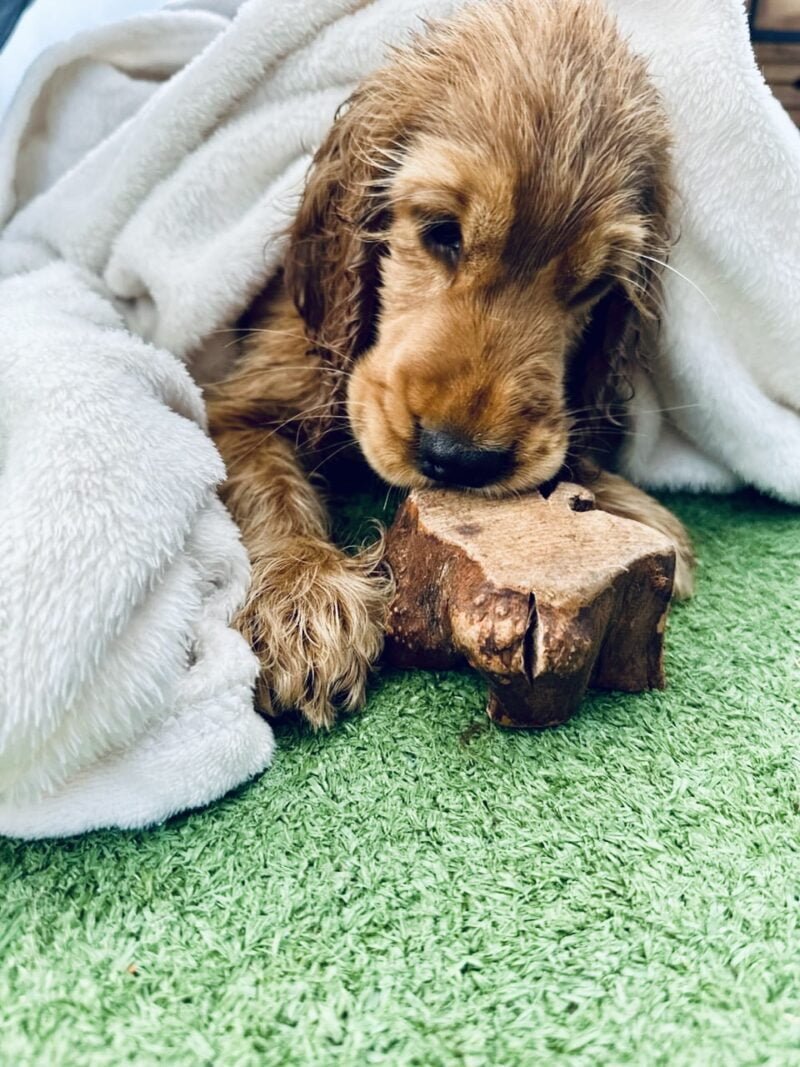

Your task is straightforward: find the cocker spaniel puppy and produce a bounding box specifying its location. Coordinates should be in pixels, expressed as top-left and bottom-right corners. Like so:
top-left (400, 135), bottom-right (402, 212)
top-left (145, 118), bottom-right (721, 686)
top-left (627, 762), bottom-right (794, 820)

top-left (208, 0), bottom-right (695, 728)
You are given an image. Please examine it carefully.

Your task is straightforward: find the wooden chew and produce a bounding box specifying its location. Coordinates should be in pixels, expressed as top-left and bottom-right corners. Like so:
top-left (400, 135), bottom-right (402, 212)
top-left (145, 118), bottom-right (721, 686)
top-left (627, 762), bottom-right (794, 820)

top-left (383, 483), bottom-right (676, 728)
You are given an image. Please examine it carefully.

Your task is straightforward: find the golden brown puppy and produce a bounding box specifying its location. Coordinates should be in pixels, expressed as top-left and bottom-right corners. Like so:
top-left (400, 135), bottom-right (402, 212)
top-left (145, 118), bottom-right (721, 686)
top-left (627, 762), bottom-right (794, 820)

top-left (208, 0), bottom-right (695, 728)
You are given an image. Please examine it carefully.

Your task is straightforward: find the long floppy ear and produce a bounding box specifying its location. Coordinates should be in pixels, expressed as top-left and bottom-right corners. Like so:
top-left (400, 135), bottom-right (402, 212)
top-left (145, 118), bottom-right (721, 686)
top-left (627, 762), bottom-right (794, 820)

top-left (284, 78), bottom-right (411, 389)
top-left (568, 159), bottom-right (674, 462)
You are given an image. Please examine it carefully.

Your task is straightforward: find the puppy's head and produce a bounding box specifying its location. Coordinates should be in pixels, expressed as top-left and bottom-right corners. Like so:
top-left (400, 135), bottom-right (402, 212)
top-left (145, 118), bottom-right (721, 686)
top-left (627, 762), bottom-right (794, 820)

top-left (286, 0), bottom-right (671, 492)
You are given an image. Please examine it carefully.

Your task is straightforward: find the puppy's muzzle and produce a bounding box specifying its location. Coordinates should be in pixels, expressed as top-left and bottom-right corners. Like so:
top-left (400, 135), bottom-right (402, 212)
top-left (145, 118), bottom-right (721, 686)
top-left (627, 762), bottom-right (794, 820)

top-left (417, 427), bottom-right (513, 489)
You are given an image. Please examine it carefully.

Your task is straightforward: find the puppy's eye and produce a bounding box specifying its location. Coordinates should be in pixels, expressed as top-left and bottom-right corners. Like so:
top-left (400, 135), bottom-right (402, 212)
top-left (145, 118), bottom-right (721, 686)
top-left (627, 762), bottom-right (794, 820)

top-left (420, 216), bottom-right (462, 265)
top-left (568, 276), bottom-right (612, 308)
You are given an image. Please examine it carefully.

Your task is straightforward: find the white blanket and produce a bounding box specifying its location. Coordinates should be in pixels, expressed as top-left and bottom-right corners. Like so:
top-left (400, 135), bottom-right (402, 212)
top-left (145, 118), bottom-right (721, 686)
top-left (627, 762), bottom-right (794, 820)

top-left (0, 0), bottom-right (797, 839)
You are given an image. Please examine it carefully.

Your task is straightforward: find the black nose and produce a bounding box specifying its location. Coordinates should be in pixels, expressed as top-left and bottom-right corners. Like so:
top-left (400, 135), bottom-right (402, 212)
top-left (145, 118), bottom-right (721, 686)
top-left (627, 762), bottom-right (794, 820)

top-left (417, 428), bottom-right (513, 488)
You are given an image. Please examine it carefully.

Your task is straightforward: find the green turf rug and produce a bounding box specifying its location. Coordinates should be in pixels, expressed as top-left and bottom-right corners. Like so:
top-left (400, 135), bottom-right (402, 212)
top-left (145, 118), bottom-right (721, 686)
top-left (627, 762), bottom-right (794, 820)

top-left (1, 491), bottom-right (798, 1066)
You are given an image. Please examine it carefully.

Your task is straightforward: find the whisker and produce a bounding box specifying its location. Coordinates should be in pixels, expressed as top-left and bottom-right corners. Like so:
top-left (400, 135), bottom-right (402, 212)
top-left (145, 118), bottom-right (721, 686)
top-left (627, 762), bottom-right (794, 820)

top-left (307, 440), bottom-right (361, 477)
top-left (566, 402), bottom-right (703, 423)
top-left (210, 325), bottom-right (364, 372)
top-left (234, 327), bottom-right (310, 341)
top-left (620, 250), bottom-right (719, 319)
top-left (220, 363), bottom-right (349, 384)
top-left (210, 413), bottom-right (349, 472)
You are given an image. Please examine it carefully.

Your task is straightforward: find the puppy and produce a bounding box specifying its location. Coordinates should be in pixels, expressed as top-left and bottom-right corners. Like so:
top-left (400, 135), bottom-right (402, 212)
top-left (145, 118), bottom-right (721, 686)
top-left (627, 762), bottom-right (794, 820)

top-left (207, 0), bottom-right (695, 728)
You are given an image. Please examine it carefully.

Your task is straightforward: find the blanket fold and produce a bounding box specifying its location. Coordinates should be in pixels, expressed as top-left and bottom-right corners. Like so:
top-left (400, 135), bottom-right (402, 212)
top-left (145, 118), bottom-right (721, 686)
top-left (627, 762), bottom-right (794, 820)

top-left (0, 0), bottom-right (797, 838)
top-left (0, 258), bottom-right (273, 835)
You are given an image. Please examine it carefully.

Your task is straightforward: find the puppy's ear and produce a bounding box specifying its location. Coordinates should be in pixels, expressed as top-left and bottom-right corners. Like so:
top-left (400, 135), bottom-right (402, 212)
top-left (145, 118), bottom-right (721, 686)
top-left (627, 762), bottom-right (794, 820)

top-left (571, 166), bottom-right (673, 453)
top-left (284, 81), bottom-right (405, 379)
top-left (567, 285), bottom-right (638, 455)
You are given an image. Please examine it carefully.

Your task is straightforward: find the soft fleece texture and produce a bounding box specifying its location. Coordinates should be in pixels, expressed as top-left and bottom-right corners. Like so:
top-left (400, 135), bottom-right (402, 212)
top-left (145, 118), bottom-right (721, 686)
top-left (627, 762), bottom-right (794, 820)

top-left (0, 0), bottom-right (165, 116)
top-left (0, 490), bottom-right (799, 1065)
top-left (0, 0), bottom-right (798, 838)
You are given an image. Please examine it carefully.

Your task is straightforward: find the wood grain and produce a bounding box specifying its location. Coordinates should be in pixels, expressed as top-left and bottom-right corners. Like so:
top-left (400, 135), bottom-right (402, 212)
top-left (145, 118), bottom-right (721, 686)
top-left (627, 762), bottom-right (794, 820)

top-left (384, 484), bottom-right (676, 729)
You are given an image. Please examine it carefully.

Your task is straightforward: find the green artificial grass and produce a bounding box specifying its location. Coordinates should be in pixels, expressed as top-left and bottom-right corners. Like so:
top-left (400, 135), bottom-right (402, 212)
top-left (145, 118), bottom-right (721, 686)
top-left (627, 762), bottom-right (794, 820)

top-left (1, 490), bottom-right (799, 1066)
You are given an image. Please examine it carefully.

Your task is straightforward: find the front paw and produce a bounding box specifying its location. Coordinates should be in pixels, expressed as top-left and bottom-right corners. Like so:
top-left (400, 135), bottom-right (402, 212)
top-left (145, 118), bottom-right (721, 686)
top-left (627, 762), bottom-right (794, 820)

top-left (236, 537), bottom-right (392, 729)
top-left (671, 534), bottom-right (696, 601)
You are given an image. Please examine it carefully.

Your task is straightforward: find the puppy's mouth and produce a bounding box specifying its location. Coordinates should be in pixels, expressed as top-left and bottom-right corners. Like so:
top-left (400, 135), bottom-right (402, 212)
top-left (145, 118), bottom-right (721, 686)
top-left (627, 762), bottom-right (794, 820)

top-left (351, 420), bottom-right (567, 499)
top-left (346, 373), bottom-right (568, 496)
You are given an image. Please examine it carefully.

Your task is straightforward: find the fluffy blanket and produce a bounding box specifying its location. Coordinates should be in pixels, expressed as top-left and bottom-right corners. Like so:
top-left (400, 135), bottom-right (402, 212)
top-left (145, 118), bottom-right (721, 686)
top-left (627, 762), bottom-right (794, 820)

top-left (0, 0), bottom-right (797, 839)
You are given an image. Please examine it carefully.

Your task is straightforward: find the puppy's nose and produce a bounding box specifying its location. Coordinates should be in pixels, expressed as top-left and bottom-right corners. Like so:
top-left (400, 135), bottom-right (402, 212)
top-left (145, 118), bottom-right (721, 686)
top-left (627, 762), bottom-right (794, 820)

top-left (417, 428), bottom-right (513, 488)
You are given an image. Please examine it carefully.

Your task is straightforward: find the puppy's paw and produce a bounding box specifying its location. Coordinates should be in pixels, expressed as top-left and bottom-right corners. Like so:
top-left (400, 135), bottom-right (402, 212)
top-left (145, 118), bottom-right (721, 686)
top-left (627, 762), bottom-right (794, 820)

top-left (236, 536), bottom-right (392, 729)
top-left (670, 526), bottom-right (696, 601)
top-left (589, 470), bottom-right (696, 601)
top-left (640, 497), bottom-right (695, 600)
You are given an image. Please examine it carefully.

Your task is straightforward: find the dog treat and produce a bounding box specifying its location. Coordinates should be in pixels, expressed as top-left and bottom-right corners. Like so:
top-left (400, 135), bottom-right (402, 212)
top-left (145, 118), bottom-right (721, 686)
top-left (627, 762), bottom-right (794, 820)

top-left (383, 483), bottom-right (676, 728)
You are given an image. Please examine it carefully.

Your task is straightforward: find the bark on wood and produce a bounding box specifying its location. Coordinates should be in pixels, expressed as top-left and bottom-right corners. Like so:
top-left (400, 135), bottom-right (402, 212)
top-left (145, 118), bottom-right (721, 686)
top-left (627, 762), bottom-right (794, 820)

top-left (383, 483), bottom-right (675, 728)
